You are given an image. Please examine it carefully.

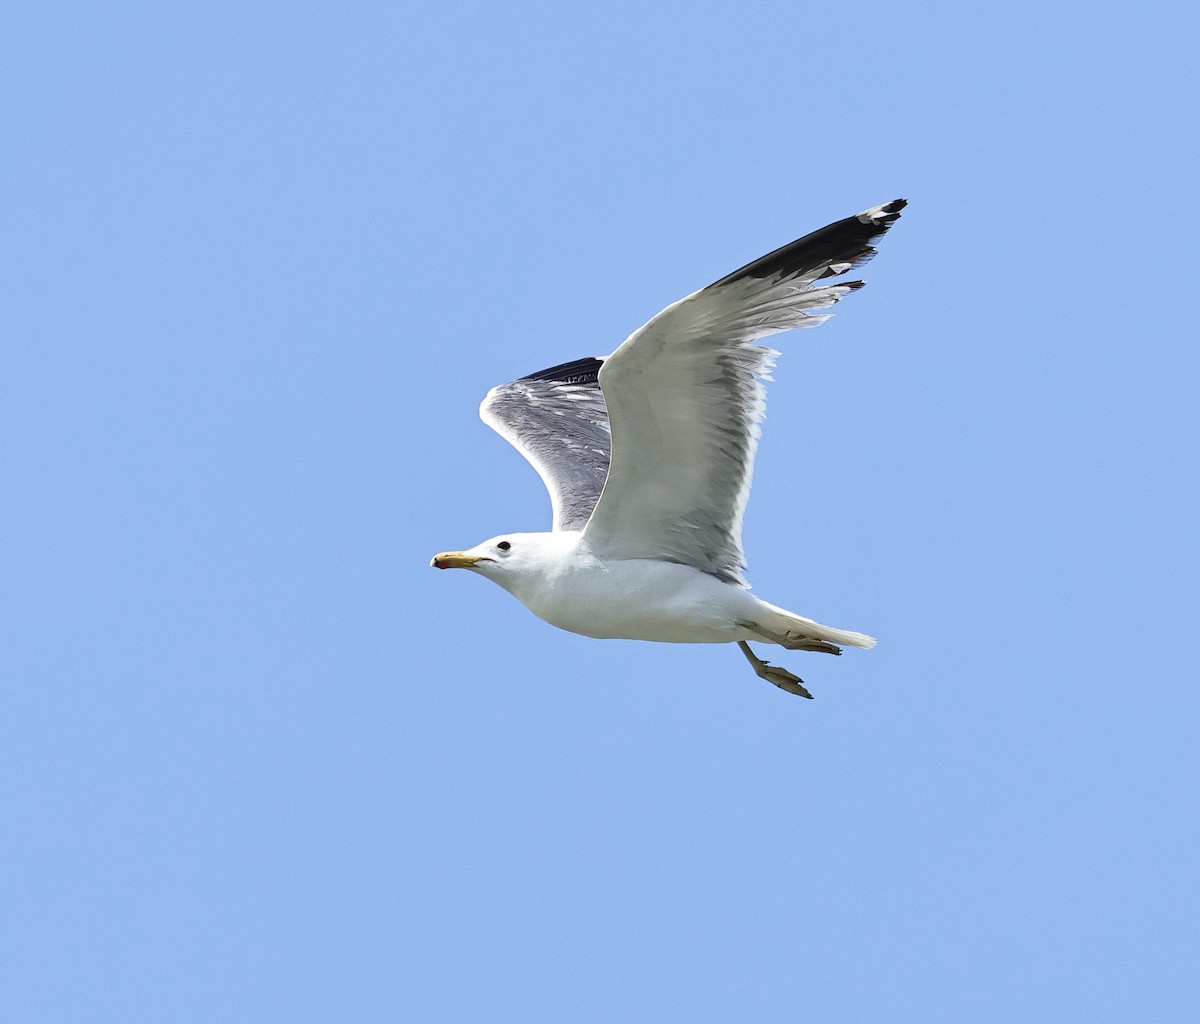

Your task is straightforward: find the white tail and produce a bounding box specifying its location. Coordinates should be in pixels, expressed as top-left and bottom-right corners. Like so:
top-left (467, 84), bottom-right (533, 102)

top-left (805, 622), bottom-right (878, 650)
top-left (759, 600), bottom-right (877, 649)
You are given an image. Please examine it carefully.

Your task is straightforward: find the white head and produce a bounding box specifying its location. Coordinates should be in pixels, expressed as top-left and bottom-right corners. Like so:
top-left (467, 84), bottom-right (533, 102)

top-left (430, 531), bottom-right (573, 600)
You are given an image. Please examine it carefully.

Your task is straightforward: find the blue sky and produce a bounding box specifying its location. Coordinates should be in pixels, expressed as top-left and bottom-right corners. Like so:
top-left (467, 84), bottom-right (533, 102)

top-left (4, 1), bottom-right (1198, 1020)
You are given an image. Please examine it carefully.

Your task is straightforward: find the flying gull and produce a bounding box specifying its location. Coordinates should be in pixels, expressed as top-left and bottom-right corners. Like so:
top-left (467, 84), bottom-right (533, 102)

top-left (432, 200), bottom-right (905, 698)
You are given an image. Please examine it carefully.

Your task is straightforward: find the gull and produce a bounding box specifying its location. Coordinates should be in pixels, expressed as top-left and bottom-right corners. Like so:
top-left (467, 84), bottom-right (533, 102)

top-left (432, 200), bottom-right (905, 698)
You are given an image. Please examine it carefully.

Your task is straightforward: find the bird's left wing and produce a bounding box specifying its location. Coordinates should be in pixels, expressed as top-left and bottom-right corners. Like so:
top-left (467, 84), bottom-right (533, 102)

top-left (583, 200), bottom-right (906, 584)
top-left (480, 356), bottom-right (611, 531)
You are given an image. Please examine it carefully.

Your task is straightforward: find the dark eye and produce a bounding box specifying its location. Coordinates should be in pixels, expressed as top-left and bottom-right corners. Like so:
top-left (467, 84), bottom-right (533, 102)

top-left (496, 541), bottom-right (511, 551)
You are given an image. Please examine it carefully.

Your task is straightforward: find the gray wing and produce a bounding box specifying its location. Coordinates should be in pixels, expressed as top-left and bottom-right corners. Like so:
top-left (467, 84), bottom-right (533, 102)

top-left (582, 200), bottom-right (906, 585)
top-left (480, 356), bottom-right (611, 531)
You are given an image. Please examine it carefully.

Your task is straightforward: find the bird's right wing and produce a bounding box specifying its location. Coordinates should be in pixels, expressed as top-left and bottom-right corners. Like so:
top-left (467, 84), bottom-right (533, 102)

top-left (480, 356), bottom-right (612, 532)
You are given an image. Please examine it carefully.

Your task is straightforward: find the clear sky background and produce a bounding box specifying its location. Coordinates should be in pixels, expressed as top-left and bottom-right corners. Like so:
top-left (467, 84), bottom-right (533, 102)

top-left (4, 2), bottom-right (1198, 1021)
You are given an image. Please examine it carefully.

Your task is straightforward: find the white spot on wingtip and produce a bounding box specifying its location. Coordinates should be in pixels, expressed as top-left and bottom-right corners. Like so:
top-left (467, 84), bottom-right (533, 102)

top-left (856, 199), bottom-right (905, 224)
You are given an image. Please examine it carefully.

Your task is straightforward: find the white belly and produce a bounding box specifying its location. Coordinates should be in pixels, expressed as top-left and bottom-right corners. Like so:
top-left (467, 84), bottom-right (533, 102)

top-left (516, 556), bottom-right (760, 645)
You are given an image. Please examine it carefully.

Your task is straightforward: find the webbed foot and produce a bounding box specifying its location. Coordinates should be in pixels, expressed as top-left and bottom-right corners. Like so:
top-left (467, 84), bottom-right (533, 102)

top-left (737, 641), bottom-right (814, 699)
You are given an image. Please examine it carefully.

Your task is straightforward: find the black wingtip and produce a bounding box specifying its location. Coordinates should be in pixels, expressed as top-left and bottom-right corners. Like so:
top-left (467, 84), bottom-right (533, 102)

top-left (519, 355), bottom-right (605, 386)
top-left (710, 198), bottom-right (908, 289)
top-left (858, 198), bottom-right (907, 227)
